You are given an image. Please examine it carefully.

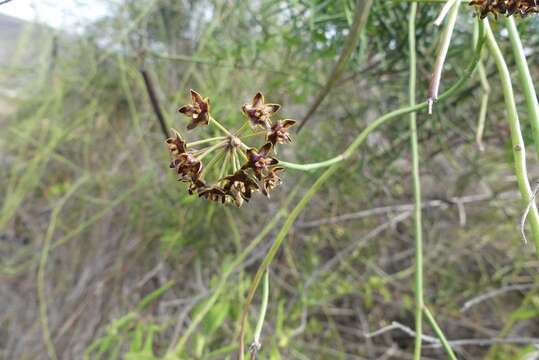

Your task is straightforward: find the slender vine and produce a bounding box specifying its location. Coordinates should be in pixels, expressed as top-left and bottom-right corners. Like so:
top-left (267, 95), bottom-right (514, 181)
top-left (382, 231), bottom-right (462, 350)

top-left (484, 19), bottom-right (539, 258)
top-left (237, 30), bottom-right (487, 359)
top-left (408, 3), bottom-right (424, 360)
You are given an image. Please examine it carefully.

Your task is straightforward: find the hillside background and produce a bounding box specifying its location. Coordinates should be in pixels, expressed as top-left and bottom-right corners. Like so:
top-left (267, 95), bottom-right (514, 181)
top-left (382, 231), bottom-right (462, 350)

top-left (1, 1), bottom-right (539, 359)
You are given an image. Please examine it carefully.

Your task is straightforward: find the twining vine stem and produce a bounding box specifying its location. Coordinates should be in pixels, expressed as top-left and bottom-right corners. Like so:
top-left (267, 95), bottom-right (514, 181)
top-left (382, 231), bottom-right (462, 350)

top-left (237, 26), bottom-right (487, 359)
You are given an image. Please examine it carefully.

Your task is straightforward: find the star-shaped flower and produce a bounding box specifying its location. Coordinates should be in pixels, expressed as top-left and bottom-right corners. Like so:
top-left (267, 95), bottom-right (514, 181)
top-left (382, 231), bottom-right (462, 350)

top-left (262, 167), bottom-right (284, 198)
top-left (178, 89), bottom-right (211, 130)
top-left (221, 170), bottom-right (260, 206)
top-left (266, 119), bottom-right (296, 147)
top-left (170, 153), bottom-right (203, 180)
top-left (242, 92), bottom-right (281, 129)
top-left (166, 133), bottom-right (187, 156)
top-left (242, 142), bottom-right (279, 180)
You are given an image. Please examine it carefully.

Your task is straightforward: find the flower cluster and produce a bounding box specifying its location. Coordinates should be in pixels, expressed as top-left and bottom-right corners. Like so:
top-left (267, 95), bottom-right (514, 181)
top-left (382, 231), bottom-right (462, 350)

top-left (469, 0), bottom-right (539, 18)
top-left (166, 90), bottom-right (295, 207)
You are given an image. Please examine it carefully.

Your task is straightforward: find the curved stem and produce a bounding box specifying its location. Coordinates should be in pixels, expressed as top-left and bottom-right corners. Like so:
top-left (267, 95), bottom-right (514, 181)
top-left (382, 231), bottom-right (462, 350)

top-left (237, 34), bottom-right (486, 358)
top-left (250, 269), bottom-right (269, 358)
top-left (484, 19), bottom-right (539, 257)
top-left (171, 186), bottom-right (300, 355)
top-left (474, 19), bottom-right (490, 151)
top-left (505, 16), bottom-right (539, 157)
top-left (427, 0), bottom-right (460, 112)
top-left (280, 27), bottom-right (484, 172)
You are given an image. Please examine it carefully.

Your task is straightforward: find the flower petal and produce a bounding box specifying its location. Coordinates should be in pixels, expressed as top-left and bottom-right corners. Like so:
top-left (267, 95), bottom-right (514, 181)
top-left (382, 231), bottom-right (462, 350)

top-left (264, 103), bottom-right (281, 114)
top-left (281, 119), bottom-right (296, 128)
top-left (178, 105), bottom-right (194, 115)
top-left (258, 142), bottom-right (272, 157)
top-left (252, 92), bottom-right (264, 107)
top-left (190, 89), bottom-right (204, 104)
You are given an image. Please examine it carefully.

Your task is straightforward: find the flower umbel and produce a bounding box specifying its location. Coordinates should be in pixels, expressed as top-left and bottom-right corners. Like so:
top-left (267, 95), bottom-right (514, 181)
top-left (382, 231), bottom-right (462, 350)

top-left (167, 90), bottom-right (295, 207)
top-left (242, 92), bottom-right (281, 129)
top-left (178, 89), bottom-right (211, 130)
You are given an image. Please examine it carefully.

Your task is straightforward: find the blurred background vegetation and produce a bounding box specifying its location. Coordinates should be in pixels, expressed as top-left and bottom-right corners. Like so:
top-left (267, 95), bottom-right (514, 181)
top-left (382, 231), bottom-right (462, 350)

top-left (1, 0), bottom-right (539, 359)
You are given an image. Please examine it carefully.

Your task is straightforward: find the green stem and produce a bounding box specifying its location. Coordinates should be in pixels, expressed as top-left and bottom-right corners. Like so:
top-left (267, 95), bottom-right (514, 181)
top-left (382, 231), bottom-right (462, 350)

top-left (252, 270), bottom-right (269, 352)
top-left (408, 3), bottom-right (423, 360)
top-left (172, 184), bottom-right (301, 355)
top-left (210, 116), bottom-right (232, 136)
top-left (297, 0), bottom-right (373, 132)
top-left (280, 29), bottom-right (485, 172)
top-left (434, 0), bottom-right (459, 26)
top-left (238, 34), bottom-right (487, 357)
top-left (187, 136), bottom-right (226, 147)
top-left (199, 150), bottom-right (226, 180)
top-left (235, 150), bottom-right (243, 171)
top-left (423, 306), bottom-right (458, 360)
top-left (427, 0), bottom-right (460, 111)
top-left (231, 150), bottom-right (239, 173)
top-left (237, 148), bottom-right (249, 162)
top-left (240, 131), bottom-right (267, 139)
top-left (474, 19), bottom-right (490, 151)
top-left (484, 19), bottom-right (539, 258)
top-left (38, 178), bottom-right (88, 360)
top-left (217, 150), bottom-right (231, 181)
top-left (505, 16), bottom-right (539, 157)
top-left (197, 141), bottom-right (226, 160)
top-left (235, 121), bottom-right (251, 136)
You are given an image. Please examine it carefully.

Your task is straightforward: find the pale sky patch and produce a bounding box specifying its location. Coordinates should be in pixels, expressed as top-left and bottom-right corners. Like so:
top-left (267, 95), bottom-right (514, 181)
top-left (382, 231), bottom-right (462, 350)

top-left (0, 0), bottom-right (110, 30)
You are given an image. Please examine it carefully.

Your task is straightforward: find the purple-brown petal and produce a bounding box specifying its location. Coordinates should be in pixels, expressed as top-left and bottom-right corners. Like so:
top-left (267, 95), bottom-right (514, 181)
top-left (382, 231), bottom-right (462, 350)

top-left (281, 119), bottom-right (296, 129)
top-left (178, 104), bottom-right (194, 115)
top-left (190, 89), bottom-right (204, 104)
top-left (252, 92), bottom-right (264, 107)
top-left (264, 104), bottom-right (281, 115)
top-left (258, 142), bottom-right (272, 157)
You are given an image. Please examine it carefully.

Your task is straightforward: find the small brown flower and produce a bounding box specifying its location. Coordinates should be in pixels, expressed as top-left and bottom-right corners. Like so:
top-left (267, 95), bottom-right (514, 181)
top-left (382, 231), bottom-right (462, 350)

top-left (171, 153), bottom-right (203, 180)
top-left (198, 186), bottom-right (229, 204)
top-left (242, 92), bottom-right (281, 129)
top-left (178, 89), bottom-right (211, 130)
top-left (242, 142), bottom-right (279, 180)
top-left (267, 119), bottom-right (296, 147)
top-left (166, 134), bottom-right (187, 156)
top-left (221, 170), bottom-right (259, 206)
top-left (261, 167), bottom-right (284, 198)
